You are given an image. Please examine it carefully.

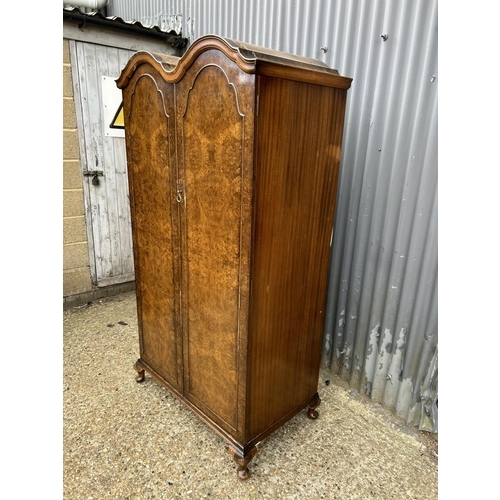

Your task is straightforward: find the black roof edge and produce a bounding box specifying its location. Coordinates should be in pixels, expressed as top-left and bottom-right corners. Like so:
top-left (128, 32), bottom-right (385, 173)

top-left (63, 7), bottom-right (188, 49)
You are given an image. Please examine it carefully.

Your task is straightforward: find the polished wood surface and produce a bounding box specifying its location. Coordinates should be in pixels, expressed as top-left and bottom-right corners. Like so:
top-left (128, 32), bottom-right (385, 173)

top-left (247, 75), bottom-right (347, 441)
top-left (176, 49), bottom-right (254, 435)
top-left (123, 65), bottom-right (182, 391)
top-left (117, 35), bottom-right (352, 89)
top-left (117, 35), bottom-right (351, 478)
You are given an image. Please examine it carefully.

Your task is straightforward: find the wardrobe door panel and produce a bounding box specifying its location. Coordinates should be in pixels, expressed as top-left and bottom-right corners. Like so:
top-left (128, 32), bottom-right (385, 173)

top-left (178, 58), bottom-right (246, 432)
top-left (125, 70), bottom-right (182, 390)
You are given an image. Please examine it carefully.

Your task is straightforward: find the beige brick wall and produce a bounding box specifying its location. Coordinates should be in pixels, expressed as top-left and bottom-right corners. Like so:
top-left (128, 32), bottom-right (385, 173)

top-left (63, 38), bottom-right (92, 297)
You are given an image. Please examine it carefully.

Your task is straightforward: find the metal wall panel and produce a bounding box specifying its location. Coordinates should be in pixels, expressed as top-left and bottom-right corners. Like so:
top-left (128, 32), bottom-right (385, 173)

top-left (107, 0), bottom-right (438, 432)
top-left (105, 0), bottom-right (183, 32)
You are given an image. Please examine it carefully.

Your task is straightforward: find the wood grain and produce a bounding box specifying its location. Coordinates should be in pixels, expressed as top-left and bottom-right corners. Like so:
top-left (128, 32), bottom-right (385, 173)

top-left (247, 75), bottom-right (348, 440)
top-left (118, 38), bottom-right (350, 477)
top-left (123, 66), bottom-right (182, 390)
top-left (181, 63), bottom-right (243, 430)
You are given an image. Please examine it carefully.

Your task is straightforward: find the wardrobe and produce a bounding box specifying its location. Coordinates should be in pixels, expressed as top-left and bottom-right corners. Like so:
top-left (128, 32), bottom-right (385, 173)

top-left (117, 35), bottom-right (352, 479)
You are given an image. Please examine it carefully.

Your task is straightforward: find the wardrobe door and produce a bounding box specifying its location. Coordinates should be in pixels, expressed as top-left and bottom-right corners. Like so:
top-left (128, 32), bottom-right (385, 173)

top-left (176, 50), bottom-right (254, 435)
top-left (123, 67), bottom-right (183, 391)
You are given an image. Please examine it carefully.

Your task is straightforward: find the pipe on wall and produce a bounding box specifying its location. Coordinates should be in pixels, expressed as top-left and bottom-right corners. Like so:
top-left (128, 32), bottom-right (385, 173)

top-left (63, 9), bottom-right (189, 48)
top-left (64, 1), bottom-right (108, 9)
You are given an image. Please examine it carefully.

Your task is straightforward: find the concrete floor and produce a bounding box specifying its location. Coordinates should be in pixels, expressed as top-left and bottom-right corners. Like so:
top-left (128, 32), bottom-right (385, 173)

top-left (63, 291), bottom-right (438, 499)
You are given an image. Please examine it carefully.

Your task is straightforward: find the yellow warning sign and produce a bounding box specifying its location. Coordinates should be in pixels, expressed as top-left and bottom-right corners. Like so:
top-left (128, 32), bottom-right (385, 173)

top-left (110, 101), bottom-right (124, 129)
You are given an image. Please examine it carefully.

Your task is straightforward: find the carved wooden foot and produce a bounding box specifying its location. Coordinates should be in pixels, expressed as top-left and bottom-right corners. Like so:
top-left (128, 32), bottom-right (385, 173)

top-left (307, 394), bottom-right (321, 420)
top-left (134, 359), bottom-right (145, 383)
top-left (228, 445), bottom-right (258, 480)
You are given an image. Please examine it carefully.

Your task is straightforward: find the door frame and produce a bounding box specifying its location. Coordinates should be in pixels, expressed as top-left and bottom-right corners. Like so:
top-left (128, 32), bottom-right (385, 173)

top-left (64, 20), bottom-right (186, 288)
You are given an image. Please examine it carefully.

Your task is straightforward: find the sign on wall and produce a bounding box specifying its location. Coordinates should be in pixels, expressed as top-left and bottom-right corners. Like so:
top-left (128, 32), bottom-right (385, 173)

top-left (102, 75), bottom-right (125, 137)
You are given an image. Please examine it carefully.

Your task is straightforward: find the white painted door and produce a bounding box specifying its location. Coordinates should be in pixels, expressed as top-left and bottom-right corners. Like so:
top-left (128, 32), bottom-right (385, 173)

top-left (70, 40), bottom-right (135, 286)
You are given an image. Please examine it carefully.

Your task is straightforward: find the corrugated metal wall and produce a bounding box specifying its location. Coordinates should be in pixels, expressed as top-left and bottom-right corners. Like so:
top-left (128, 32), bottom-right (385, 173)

top-left (107, 0), bottom-right (438, 432)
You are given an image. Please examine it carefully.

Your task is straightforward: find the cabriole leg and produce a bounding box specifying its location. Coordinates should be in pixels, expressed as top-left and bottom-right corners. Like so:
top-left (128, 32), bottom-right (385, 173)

top-left (134, 359), bottom-right (145, 383)
top-left (228, 445), bottom-right (258, 480)
top-left (307, 394), bottom-right (321, 420)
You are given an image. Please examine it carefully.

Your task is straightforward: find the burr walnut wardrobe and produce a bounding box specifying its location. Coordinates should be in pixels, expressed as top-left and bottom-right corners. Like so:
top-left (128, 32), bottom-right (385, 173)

top-left (117, 35), bottom-right (351, 479)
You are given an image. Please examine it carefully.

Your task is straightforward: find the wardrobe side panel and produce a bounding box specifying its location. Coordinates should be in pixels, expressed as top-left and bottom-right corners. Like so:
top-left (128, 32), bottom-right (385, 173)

top-left (122, 67), bottom-right (182, 390)
top-left (248, 75), bottom-right (348, 440)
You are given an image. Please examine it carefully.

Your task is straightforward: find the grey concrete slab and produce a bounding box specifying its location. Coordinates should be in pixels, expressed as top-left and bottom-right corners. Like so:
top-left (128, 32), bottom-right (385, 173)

top-left (63, 291), bottom-right (438, 499)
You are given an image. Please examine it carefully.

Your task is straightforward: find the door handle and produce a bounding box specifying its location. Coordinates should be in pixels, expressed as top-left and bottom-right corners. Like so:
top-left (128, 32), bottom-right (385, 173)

top-left (177, 179), bottom-right (185, 203)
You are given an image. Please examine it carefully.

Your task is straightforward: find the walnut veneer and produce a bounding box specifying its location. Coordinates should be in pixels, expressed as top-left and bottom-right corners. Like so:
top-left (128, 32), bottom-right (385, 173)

top-left (117, 35), bottom-right (351, 479)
